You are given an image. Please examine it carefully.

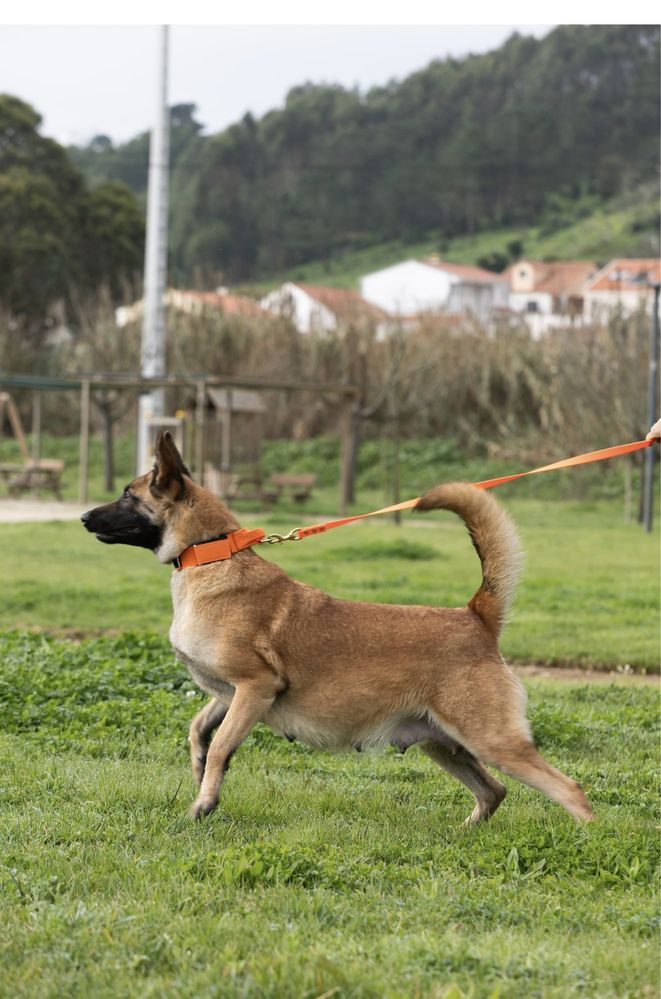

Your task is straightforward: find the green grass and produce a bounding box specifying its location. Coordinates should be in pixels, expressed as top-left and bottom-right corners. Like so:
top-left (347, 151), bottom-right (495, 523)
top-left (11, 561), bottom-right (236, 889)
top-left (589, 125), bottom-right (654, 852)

top-left (0, 631), bottom-right (659, 998)
top-left (0, 498), bottom-right (657, 668)
top-left (0, 486), bottom-right (658, 995)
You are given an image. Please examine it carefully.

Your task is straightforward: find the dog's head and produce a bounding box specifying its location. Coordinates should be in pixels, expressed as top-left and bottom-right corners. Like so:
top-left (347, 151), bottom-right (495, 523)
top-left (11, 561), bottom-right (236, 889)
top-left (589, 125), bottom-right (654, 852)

top-left (81, 431), bottom-right (240, 563)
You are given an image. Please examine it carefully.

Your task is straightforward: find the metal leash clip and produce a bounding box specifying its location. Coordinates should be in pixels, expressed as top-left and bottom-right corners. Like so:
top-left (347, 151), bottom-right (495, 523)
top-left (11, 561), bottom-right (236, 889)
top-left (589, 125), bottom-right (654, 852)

top-left (260, 528), bottom-right (302, 545)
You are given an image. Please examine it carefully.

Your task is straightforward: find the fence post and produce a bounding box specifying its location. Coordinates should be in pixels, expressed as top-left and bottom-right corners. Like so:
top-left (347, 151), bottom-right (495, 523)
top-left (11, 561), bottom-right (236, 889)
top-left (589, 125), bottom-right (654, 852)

top-left (339, 393), bottom-right (355, 517)
top-left (643, 284), bottom-right (659, 533)
top-left (194, 380), bottom-right (206, 482)
top-left (31, 390), bottom-right (42, 496)
top-left (78, 378), bottom-right (91, 505)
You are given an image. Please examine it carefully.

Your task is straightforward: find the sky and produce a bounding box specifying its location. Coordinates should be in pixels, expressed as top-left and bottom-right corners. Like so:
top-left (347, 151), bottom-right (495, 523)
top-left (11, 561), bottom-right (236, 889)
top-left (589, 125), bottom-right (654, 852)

top-left (0, 24), bottom-right (556, 147)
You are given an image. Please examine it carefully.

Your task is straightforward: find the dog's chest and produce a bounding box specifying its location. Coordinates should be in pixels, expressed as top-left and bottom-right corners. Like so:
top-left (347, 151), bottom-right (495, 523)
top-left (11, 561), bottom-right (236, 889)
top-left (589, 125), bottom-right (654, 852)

top-left (171, 632), bottom-right (228, 695)
top-left (169, 574), bottom-right (233, 698)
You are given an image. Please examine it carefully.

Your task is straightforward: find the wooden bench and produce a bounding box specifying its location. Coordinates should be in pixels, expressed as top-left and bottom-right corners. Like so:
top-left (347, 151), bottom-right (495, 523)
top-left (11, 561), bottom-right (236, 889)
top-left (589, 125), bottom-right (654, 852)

top-left (264, 473), bottom-right (316, 504)
top-left (5, 459), bottom-right (65, 499)
top-left (203, 466), bottom-right (316, 506)
top-left (204, 466), bottom-right (268, 503)
top-left (223, 472), bottom-right (266, 502)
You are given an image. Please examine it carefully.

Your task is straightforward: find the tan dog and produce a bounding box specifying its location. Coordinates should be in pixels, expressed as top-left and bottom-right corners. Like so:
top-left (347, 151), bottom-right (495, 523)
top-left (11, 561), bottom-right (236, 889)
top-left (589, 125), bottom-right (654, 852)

top-left (82, 432), bottom-right (593, 824)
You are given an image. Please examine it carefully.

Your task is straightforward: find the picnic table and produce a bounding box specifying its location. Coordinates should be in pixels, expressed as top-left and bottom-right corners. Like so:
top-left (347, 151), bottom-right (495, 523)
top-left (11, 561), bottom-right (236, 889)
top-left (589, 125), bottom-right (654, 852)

top-left (204, 465), bottom-right (316, 506)
top-left (263, 473), bottom-right (316, 504)
top-left (0, 459), bottom-right (65, 499)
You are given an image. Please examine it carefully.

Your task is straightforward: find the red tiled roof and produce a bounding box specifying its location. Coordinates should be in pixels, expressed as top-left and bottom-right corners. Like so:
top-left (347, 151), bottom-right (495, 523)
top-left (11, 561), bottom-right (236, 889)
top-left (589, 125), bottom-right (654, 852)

top-left (172, 289), bottom-right (265, 316)
top-left (420, 257), bottom-right (503, 283)
top-left (584, 258), bottom-right (661, 292)
top-left (505, 260), bottom-right (597, 295)
top-left (295, 283), bottom-right (388, 320)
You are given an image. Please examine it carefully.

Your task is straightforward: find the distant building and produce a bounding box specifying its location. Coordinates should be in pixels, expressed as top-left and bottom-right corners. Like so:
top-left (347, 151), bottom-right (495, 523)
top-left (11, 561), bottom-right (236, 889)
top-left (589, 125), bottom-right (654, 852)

top-left (259, 282), bottom-right (389, 335)
top-left (582, 259), bottom-right (661, 321)
top-left (166, 288), bottom-right (265, 317)
top-left (115, 287), bottom-right (264, 327)
top-left (507, 259), bottom-right (596, 315)
top-left (359, 257), bottom-right (509, 322)
top-left (505, 259), bottom-right (597, 335)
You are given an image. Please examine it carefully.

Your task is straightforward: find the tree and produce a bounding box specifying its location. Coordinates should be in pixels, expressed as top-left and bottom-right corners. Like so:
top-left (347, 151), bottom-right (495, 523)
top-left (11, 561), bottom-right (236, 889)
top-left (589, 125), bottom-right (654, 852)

top-left (0, 95), bottom-right (86, 315)
top-left (0, 95), bottom-right (145, 318)
top-left (0, 166), bottom-right (80, 317)
top-left (82, 181), bottom-right (145, 298)
top-left (65, 287), bottom-right (141, 491)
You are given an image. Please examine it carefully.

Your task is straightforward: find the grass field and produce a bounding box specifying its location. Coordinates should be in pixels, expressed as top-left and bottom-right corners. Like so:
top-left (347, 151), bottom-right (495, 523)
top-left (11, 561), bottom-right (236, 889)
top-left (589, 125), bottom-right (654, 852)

top-left (0, 633), bottom-right (659, 998)
top-left (0, 496), bottom-right (659, 997)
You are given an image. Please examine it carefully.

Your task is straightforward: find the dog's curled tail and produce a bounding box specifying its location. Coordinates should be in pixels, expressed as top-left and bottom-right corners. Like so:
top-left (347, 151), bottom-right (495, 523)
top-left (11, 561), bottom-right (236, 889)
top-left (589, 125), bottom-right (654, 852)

top-left (416, 482), bottom-right (523, 638)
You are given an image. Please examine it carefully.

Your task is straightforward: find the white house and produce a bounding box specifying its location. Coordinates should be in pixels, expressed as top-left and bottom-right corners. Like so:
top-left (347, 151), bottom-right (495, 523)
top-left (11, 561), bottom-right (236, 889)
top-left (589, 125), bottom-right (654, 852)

top-left (259, 282), bottom-right (389, 335)
top-left (582, 259), bottom-right (661, 321)
top-left (359, 256), bottom-right (508, 322)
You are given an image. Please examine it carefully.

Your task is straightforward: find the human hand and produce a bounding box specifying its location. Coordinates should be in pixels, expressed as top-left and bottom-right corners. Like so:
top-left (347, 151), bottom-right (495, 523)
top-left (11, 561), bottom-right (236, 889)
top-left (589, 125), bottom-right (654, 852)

top-left (646, 418), bottom-right (661, 441)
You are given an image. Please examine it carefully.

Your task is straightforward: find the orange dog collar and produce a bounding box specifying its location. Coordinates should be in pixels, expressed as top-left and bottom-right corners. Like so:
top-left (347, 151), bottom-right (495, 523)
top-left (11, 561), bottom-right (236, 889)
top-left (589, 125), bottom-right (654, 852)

top-left (174, 527), bottom-right (266, 570)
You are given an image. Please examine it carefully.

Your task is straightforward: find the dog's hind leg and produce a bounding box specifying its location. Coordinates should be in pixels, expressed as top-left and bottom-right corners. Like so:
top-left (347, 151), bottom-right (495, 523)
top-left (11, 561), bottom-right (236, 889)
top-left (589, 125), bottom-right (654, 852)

top-left (420, 741), bottom-right (507, 825)
top-left (189, 698), bottom-right (228, 786)
top-left (190, 679), bottom-right (278, 820)
top-left (478, 737), bottom-right (594, 822)
top-left (430, 665), bottom-right (594, 823)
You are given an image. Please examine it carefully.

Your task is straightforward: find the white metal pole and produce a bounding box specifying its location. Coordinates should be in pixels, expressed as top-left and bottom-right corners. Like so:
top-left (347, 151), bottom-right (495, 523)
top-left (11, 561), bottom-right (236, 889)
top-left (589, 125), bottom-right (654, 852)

top-left (137, 24), bottom-right (170, 474)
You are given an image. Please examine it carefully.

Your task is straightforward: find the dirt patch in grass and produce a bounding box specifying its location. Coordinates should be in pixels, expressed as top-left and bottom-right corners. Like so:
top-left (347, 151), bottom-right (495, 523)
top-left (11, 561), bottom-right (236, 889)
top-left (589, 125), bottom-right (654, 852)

top-left (515, 663), bottom-right (659, 685)
top-left (0, 499), bottom-right (87, 522)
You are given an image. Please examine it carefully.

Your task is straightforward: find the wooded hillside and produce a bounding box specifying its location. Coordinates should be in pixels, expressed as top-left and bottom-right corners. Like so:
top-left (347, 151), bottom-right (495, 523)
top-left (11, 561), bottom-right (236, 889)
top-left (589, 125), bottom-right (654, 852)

top-left (69, 24), bottom-right (660, 285)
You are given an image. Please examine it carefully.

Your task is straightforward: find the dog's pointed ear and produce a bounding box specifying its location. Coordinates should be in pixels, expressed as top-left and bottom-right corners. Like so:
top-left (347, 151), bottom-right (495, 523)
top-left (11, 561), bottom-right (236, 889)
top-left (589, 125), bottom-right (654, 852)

top-left (151, 431), bottom-right (192, 494)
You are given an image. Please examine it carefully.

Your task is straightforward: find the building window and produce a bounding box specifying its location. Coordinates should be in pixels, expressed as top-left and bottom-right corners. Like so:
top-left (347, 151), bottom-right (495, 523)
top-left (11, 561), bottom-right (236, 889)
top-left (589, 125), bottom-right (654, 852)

top-left (526, 300), bottom-right (538, 313)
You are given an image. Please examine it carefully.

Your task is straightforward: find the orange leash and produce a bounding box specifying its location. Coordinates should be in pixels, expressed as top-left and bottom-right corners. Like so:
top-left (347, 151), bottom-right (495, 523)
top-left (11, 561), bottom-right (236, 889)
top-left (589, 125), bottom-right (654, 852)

top-left (175, 438), bottom-right (654, 567)
top-left (295, 438), bottom-right (654, 540)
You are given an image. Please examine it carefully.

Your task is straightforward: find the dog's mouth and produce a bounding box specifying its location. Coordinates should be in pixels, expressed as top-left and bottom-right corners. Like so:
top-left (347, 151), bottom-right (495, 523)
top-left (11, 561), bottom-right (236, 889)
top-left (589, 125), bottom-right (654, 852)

top-left (94, 530), bottom-right (127, 544)
top-left (82, 510), bottom-right (163, 551)
top-left (94, 524), bottom-right (161, 546)
top-left (82, 521), bottom-right (138, 543)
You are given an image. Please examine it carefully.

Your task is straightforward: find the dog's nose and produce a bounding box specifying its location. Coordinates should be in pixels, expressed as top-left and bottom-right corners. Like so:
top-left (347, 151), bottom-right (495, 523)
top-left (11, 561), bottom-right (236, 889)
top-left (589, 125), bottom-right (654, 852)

top-left (81, 511), bottom-right (91, 525)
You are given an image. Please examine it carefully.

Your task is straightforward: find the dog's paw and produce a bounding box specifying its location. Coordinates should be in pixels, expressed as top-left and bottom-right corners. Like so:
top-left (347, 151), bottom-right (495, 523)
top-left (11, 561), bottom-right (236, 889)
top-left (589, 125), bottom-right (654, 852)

top-left (463, 784), bottom-right (507, 826)
top-left (463, 806), bottom-right (488, 826)
top-left (189, 796), bottom-right (218, 821)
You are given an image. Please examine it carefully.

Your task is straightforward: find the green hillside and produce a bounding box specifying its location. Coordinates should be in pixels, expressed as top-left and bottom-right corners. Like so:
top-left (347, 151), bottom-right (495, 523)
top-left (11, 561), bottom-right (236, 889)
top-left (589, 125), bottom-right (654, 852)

top-left (69, 25), bottom-right (660, 287)
top-left (238, 185), bottom-right (660, 293)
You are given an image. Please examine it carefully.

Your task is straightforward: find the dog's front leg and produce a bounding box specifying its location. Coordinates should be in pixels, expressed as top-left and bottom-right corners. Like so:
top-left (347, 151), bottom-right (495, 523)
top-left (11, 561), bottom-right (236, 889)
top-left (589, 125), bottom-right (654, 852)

top-left (189, 679), bottom-right (277, 820)
top-left (189, 698), bottom-right (228, 786)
